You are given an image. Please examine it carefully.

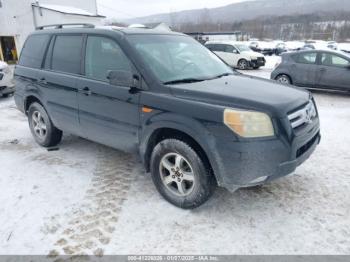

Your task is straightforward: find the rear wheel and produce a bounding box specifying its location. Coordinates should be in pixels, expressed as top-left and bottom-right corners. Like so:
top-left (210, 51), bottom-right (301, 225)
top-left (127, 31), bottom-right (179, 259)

top-left (28, 102), bottom-right (62, 147)
top-left (150, 139), bottom-right (216, 209)
top-left (276, 74), bottom-right (292, 85)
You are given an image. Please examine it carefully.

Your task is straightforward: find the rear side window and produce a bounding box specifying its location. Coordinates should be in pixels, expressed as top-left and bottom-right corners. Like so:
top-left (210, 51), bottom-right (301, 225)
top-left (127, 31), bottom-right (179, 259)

top-left (206, 44), bottom-right (225, 52)
top-left (19, 34), bottom-right (50, 69)
top-left (51, 35), bottom-right (83, 74)
top-left (295, 52), bottom-right (317, 64)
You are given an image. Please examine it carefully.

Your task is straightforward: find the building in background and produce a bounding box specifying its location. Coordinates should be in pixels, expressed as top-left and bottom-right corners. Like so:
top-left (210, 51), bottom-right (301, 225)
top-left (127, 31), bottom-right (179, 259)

top-left (0, 0), bottom-right (105, 63)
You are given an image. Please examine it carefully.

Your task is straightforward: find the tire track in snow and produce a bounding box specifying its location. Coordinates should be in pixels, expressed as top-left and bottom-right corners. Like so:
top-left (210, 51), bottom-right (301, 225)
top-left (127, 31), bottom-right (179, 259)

top-left (47, 147), bottom-right (138, 257)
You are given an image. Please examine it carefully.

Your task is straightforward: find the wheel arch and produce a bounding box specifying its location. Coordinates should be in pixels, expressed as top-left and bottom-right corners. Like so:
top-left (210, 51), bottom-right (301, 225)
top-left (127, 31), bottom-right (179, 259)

top-left (140, 119), bottom-right (220, 185)
top-left (24, 95), bottom-right (43, 115)
top-left (275, 73), bottom-right (293, 84)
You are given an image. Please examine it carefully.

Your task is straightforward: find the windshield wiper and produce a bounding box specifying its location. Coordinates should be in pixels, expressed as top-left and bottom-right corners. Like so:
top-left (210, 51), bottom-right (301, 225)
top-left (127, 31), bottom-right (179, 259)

top-left (210, 72), bottom-right (234, 79)
top-left (163, 78), bottom-right (206, 85)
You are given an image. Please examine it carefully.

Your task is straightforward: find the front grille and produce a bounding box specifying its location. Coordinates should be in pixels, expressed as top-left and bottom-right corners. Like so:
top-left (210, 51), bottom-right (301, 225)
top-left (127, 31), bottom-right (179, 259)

top-left (296, 133), bottom-right (319, 158)
top-left (288, 100), bottom-right (317, 129)
top-left (258, 57), bottom-right (265, 62)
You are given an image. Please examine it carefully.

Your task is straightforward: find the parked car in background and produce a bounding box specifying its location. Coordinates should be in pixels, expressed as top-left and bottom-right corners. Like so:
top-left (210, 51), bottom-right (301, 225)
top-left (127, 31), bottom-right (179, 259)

top-left (271, 50), bottom-right (350, 92)
top-left (275, 41), bottom-right (305, 55)
top-left (327, 41), bottom-right (338, 50)
top-left (302, 40), bottom-right (331, 51)
top-left (15, 25), bottom-right (320, 209)
top-left (206, 41), bottom-right (266, 69)
top-left (249, 41), bottom-right (276, 56)
top-left (0, 61), bottom-right (15, 97)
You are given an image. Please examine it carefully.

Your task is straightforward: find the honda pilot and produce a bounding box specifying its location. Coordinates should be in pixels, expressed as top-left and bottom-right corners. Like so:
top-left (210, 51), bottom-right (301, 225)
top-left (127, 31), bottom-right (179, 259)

top-left (14, 24), bottom-right (321, 209)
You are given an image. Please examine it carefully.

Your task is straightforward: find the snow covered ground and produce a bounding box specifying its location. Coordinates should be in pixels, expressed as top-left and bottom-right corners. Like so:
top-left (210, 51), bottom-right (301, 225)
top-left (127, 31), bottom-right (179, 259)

top-left (0, 58), bottom-right (350, 256)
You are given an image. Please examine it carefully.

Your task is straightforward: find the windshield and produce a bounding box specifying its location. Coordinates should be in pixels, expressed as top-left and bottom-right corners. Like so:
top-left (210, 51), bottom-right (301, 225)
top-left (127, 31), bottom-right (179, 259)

top-left (128, 35), bottom-right (233, 83)
top-left (235, 44), bottom-right (251, 52)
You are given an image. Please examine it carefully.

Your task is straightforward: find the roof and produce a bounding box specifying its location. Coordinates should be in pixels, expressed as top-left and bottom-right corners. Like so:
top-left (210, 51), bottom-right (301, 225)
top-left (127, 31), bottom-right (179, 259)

top-left (32, 3), bottom-right (105, 18)
top-left (32, 26), bottom-right (184, 36)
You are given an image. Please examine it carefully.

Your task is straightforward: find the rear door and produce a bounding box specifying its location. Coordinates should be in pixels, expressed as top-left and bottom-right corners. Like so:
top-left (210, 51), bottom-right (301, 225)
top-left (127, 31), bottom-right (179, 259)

top-left (316, 52), bottom-right (350, 91)
top-left (291, 52), bottom-right (319, 87)
top-left (77, 35), bottom-right (141, 152)
top-left (38, 34), bottom-right (83, 135)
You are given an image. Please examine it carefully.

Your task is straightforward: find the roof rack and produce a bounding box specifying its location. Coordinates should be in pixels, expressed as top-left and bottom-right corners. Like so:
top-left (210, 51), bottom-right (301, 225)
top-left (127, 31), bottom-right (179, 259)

top-left (36, 23), bottom-right (95, 30)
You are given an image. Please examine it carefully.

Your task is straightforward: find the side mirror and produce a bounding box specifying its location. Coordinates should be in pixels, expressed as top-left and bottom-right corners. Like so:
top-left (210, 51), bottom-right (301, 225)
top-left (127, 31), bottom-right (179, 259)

top-left (107, 70), bottom-right (140, 88)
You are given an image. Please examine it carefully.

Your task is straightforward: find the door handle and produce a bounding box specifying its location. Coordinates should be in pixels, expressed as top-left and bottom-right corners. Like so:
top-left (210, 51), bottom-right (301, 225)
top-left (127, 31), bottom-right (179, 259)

top-left (37, 77), bottom-right (47, 85)
top-left (80, 87), bottom-right (92, 96)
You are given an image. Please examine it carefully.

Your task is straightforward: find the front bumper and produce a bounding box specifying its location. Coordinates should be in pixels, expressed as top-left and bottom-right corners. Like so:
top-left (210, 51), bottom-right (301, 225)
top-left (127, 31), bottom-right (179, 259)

top-left (0, 71), bottom-right (15, 95)
top-left (250, 58), bottom-right (266, 68)
top-left (0, 85), bottom-right (15, 95)
top-left (211, 120), bottom-right (320, 192)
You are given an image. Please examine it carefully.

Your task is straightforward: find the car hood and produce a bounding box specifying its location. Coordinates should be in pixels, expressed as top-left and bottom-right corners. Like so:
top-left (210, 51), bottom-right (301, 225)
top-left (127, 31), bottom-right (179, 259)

top-left (0, 61), bottom-right (8, 70)
top-left (169, 74), bottom-right (310, 118)
top-left (241, 50), bottom-right (264, 58)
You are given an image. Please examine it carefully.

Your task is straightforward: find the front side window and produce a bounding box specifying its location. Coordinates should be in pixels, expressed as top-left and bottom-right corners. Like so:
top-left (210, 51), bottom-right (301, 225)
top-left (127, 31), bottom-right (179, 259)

top-left (321, 53), bottom-right (350, 67)
top-left (235, 44), bottom-right (251, 52)
top-left (296, 52), bottom-right (317, 64)
top-left (85, 36), bottom-right (131, 82)
top-left (225, 45), bottom-right (235, 53)
top-left (52, 35), bottom-right (83, 74)
top-left (129, 35), bottom-right (232, 83)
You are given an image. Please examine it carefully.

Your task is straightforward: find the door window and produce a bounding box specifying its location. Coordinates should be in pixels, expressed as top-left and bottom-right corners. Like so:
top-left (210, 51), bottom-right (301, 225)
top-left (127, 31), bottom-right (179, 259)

top-left (51, 35), bottom-right (83, 74)
top-left (321, 53), bottom-right (350, 67)
top-left (296, 52), bottom-right (317, 64)
top-left (85, 36), bottom-right (132, 82)
top-left (19, 34), bottom-right (50, 69)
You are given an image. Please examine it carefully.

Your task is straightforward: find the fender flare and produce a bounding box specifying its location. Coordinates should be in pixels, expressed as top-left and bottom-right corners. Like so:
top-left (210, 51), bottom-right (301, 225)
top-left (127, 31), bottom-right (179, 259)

top-left (139, 113), bottom-right (224, 185)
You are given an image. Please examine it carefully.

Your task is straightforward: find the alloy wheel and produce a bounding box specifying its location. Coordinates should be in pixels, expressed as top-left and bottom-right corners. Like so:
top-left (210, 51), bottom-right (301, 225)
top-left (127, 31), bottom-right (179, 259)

top-left (159, 153), bottom-right (195, 197)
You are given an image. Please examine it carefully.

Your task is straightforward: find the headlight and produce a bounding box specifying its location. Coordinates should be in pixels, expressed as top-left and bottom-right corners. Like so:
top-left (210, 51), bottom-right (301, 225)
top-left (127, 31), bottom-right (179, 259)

top-left (224, 109), bottom-right (274, 138)
top-left (250, 56), bottom-right (257, 60)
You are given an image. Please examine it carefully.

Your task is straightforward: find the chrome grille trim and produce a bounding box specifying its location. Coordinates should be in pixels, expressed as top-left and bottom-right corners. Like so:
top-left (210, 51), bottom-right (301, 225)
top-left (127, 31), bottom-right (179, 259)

top-left (288, 101), bottom-right (317, 129)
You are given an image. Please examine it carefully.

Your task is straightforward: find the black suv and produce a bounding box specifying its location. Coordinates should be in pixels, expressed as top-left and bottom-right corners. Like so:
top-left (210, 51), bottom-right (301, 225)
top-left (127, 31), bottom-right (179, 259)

top-left (14, 24), bottom-right (321, 209)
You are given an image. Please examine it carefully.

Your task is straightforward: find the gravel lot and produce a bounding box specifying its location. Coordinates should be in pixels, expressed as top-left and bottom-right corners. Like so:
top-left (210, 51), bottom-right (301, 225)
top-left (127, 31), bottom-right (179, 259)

top-left (0, 60), bottom-right (349, 256)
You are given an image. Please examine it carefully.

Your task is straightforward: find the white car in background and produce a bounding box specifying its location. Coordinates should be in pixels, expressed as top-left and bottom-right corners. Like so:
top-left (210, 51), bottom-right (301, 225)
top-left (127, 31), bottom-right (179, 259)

top-left (0, 61), bottom-right (15, 97)
top-left (205, 41), bottom-right (266, 70)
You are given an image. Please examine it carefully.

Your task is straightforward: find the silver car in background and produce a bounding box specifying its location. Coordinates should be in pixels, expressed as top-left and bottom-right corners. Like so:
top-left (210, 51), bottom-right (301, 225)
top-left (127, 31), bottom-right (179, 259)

top-left (0, 61), bottom-right (15, 97)
top-left (271, 50), bottom-right (350, 92)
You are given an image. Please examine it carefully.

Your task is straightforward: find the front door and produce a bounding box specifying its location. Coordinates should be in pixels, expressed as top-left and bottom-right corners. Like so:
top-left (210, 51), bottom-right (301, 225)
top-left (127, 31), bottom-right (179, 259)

top-left (214, 44), bottom-right (239, 67)
top-left (77, 35), bottom-right (141, 152)
top-left (316, 52), bottom-right (350, 91)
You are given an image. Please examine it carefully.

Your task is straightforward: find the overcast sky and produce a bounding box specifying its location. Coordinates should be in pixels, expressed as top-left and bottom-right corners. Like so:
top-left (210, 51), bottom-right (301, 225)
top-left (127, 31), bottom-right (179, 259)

top-left (97, 0), bottom-right (250, 19)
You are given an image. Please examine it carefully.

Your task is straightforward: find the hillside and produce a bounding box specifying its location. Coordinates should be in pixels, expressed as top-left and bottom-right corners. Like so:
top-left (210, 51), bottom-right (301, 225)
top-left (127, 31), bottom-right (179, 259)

top-left (124, 0), bottom-right (350, 26)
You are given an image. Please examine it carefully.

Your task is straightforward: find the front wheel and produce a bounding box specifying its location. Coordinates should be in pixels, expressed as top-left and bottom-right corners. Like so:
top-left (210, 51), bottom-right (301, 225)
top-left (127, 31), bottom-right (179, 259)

top-left (150, 139), bottom-right (216, 209)
top-left (238, 59), bottom-right (249, 70)
top-left (28, 102), bottom-right (63, 147)
top-left (276, 74), bottom-right (292, 85)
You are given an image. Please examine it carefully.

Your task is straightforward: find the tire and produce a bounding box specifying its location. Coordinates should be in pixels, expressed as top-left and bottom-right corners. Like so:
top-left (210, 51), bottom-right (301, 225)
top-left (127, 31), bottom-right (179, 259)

top-left (276, 74), bottom-right (292, 85)
top-left (150, 139), bottom-right (216, 209)
top-left (238, 59), bottom-right (249, 70)
top-left (28, 102), bottom-right (62, 147)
